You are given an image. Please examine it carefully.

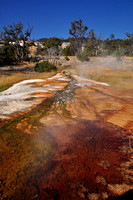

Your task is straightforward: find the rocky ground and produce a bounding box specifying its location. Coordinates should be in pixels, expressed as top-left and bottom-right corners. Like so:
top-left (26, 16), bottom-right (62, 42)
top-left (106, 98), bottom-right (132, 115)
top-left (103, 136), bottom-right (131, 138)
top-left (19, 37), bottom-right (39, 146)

top-left (0, 57), bottom-right (133, 200)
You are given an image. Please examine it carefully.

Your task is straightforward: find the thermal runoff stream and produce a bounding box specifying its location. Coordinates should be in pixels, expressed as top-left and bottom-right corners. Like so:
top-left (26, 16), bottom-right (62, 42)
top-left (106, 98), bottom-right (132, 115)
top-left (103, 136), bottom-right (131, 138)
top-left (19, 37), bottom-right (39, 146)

top-left (0, 72), bottom-right (133, 200)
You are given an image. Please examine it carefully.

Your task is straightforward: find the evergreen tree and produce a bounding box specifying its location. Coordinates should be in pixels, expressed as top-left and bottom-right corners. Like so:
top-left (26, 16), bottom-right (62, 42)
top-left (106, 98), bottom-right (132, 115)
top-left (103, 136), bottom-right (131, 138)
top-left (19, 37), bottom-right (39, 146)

top-left (69, 18), bottom-right (88, 54)
top-left (0, 22), bottom-right (32, 64)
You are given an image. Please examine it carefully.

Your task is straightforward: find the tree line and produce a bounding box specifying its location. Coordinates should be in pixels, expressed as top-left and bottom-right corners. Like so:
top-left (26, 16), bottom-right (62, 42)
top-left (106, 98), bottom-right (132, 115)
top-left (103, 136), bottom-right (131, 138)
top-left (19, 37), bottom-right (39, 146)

top-left (0, 22), bottom-right (32, 66)
top-left (0, 19), bottom-right (133, 66)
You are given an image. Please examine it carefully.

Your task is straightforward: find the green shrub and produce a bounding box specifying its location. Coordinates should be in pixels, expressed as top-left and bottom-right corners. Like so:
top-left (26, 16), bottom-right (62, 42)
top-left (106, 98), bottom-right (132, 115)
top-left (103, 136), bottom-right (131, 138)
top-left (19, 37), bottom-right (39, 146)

top-left (0, 45), bottom-right (16, 67)
top-left (65, 56), bottom-right (70, 61)
top-left (34, 60), bottom-right (57, 72)
top-left (127, 53), bottom-right (133, 57)
top-left (62, 46), bottom-right (74, 56)
top-left (23, 55), bottom-right (31, 62)
top-left (30, 56), bottom-right (38, 63)
top-left (77, 48), bottom-right (89, 61)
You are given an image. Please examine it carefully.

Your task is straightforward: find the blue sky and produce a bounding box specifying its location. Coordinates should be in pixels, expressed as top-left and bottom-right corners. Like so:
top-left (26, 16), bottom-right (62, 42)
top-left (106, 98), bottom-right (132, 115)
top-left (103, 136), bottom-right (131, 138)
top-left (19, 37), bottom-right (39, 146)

top-left (0, 0), bottom-right (133, 40)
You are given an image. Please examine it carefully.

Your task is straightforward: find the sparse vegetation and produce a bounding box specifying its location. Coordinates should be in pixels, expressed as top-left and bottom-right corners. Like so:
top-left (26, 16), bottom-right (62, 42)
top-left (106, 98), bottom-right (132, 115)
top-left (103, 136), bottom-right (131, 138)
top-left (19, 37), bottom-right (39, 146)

top-left (30, 56), bottom-right (39, 63)
top-left (77, 48), bottom-right (89, 61)
top-left (62, 46), bottom-right (74, 56)
top-left (86, 66), bottom-right (133, 89)
top-left (69, 18), bottom-right (88, 54)
top-left (0, 22), bottom-right (32, 66)
top-left (0, 20), bottom-right (133, 69)
top-left (65, 56), bottom-right (70, 61)
top-left (0, 71), bottom-right (57, 92)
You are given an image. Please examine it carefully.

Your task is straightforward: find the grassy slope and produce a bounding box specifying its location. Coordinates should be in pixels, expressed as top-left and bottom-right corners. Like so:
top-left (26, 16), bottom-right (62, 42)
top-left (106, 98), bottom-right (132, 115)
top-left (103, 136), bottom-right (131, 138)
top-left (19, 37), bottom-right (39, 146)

top-left (0, 71), bottom-right (57, 92)
top-left (65, 56), bottom-right (133, 90)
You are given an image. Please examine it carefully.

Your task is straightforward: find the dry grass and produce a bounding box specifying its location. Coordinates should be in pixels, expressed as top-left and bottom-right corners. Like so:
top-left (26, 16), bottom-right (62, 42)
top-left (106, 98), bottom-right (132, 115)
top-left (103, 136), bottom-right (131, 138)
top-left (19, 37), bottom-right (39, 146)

top-left (86, 66), bottom-right (133, 89)
top-left (0, 71), bottom-right (56, 92)
top-left (0, 56), bottom-right (133, 91)
top-left (65, 56), bottom-right (133, 90)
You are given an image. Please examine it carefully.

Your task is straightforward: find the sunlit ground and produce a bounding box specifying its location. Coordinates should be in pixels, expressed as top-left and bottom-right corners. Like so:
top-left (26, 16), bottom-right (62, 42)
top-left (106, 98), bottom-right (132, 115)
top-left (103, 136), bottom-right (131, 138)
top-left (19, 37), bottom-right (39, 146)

top-left (0, 56), bottom-right (133, 200)
top-left (65, 56), bottom-right (133, 89)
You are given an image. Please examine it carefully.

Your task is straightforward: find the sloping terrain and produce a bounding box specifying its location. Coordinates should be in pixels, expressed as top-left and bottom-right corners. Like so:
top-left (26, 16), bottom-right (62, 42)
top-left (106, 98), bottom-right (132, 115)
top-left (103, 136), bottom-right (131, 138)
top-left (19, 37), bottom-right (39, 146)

top-left (0, 58), bottom-right (133, 200)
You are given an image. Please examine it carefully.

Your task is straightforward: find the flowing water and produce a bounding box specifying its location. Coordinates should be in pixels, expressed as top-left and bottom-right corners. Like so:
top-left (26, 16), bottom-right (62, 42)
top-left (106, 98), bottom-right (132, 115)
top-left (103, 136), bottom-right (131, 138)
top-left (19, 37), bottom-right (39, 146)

top-left (0, 71), bottom-right (133, 200)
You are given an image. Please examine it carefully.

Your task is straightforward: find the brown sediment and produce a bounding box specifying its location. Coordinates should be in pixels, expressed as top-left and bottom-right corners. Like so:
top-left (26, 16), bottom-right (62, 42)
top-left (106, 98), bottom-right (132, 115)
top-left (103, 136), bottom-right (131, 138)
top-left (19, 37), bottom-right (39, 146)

top-left (0, 73), bottom-right (133, 199)
top-left (31, 92), bottom-right (56, 97)
top-left (125, 121), bottom-right (133, 134)
top-left (13, 120), bottom-right (130, 200)
top-left (33, 79), bottom-right (69, 87)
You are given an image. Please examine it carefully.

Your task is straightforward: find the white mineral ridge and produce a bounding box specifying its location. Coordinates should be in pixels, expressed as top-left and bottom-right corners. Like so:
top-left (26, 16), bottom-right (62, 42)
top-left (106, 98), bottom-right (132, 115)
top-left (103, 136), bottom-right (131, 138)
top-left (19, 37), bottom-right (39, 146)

top-left (0, 73), bottom-right (109, 118)
top-left (0, 76), bottom-right (66, 118)
top-left (72, 74), bottom-right (109, 86)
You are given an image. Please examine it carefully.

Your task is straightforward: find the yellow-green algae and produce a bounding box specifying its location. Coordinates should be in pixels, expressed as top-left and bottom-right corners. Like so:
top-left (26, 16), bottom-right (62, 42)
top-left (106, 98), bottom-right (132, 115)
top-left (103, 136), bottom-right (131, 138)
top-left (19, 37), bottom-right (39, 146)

top-left (0, 98), bottom-right (54, 199)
